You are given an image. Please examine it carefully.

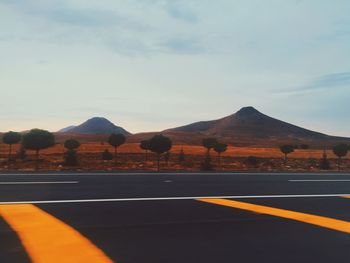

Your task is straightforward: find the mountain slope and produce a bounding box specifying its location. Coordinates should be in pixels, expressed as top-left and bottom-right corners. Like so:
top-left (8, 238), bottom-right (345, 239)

top-left (58, 125), bottom-right (77, 133)
top-left (167, 107), bottom-right (325, 138)
top-left (162, 106), bottom-right (350, 146)
top-left (59, 117), bottom-right (131, 135)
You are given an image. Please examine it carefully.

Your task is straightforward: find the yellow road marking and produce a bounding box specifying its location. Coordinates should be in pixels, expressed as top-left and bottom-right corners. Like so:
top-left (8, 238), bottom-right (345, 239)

top-left (0, 204), bottom-right (114, 263)
top-left (197, 198), bottom-right (350, 234)
top-left (342, 196), bottom-right (350, 199)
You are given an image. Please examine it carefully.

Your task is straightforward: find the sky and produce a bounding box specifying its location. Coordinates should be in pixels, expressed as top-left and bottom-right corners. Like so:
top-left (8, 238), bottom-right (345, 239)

top-left (0, 0), bottom-right (349, 136)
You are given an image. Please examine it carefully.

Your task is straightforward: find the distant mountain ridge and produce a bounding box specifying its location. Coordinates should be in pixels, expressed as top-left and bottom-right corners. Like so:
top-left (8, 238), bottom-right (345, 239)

top-left (57, 107), bottom-right (350, 147)
top-left (59, 117), bottom-right (131, 135)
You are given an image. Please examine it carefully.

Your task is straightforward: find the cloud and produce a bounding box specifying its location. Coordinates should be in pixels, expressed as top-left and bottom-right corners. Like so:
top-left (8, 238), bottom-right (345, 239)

top-left (0, 0), bottom-right (203, 55)
top-left (300, 72), bottom-right (350, 92)
top-left (1, 0), bottom-right (150, 31)
top-left (142, 0), bottom-right (198, 23)
top-left (274, 72), bottom-right (350, 94)
top-left (164, 3), bottom-right (198, 23)
top-left (159, 38), bottom-right (204, 54)
top-left (309, 72), bottom-right (350, 89)
top-left (50, 8), bottom-right (122, 28)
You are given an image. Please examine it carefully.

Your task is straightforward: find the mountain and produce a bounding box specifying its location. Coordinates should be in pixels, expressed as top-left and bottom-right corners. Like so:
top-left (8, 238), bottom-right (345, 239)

top-left (58, 125), bottom-right (77, 133)
top-left (59, 117), bottom-right (131, 135)
top-left (159, 106), bottom-right (350, 147)
top-left (56, 108), bottom-right (350, 147)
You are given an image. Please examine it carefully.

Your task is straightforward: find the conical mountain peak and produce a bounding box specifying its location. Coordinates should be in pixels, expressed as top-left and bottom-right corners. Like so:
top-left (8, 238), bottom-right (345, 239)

top-left (85, 117), bottom-right (114, 125)
top-left (59, 117), bottom-right (131, 135)
top-left (165, 106), bottom-right (336, 145)
top-left (235, 106), bottom-right (260, 116)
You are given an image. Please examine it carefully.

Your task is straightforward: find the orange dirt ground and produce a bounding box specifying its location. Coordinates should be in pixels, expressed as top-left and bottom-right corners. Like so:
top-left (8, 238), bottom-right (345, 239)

top-left (0, 143), bottom-right (349, 172)
top-left (0, 143), bottom-right (342, 158)
top-left (0, 143), bottom-right (340, 158)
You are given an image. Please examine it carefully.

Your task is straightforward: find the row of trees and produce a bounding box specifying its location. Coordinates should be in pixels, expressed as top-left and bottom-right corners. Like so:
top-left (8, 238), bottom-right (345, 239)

top-left (1, 130), bottom-right (174, 171)
top-left (1, 129), bottom-right (350, 171)
top-left (107, 133), bottom-right (173, 171)
top-left (279, 143), bottom-right (349, 170)
top-left (201, 138), bottom-right (228, 170)
top-left (2, 130), bottom-right (55, 170)
top-left (138, 135), bottom-right (172, 171)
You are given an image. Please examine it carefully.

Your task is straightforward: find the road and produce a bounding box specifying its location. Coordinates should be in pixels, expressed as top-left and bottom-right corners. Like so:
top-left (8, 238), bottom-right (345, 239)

top-left (0, 172), bottom-right (350, 263)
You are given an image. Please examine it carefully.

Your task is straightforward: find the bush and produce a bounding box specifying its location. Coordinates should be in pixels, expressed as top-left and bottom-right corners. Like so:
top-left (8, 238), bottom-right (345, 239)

top-left (102, 149), bottom-right (113, 161)
top-left (245, 156), bottom-right (260, 167)
top-left (319, 155), bottom-right (330, 170)
top-left (308, 158), bottom-right (317, 167)
top-left (178, 148), bottom-right (185, 163)
top-left (64, 139), bottom-right (80, 150)
top-left (64, 150), bottom-right (78, 166)
top-left (201, 154), bottom-right (213, 171)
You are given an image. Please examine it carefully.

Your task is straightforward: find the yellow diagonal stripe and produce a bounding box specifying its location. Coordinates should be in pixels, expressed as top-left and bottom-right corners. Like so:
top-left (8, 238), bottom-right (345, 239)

top-left (197, 198), bottom-right (350, 234)
top-left (0, 204), bottom-right (114, 263)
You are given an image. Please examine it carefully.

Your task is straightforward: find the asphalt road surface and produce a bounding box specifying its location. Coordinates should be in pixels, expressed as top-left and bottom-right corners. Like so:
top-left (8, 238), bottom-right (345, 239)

top-left (0, 172), bottom-right (350, 263)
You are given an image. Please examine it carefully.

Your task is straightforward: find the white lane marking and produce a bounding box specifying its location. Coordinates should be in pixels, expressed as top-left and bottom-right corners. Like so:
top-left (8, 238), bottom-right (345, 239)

top-left (289, 180), bottom-right (350, 182)
top-left (0, 181), bottom-right (79, 185)
top-left (0, 193), bottom-right (349, 205)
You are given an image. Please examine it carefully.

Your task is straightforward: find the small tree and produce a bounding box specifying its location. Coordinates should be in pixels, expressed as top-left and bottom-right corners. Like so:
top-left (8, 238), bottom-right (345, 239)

top-left (279, 144), bottom-right (295, 164)
top-left (148, 134), bottom-right (172, 172)
top-left (140, 140), bottom-right (150, 162)
top-left (2, 131), bottom-right (22, 161)
top-left (64, 139), bottom-right (81, 151)
top-left (17, 145), bottom-right (27, 160)
top-left (333, 143), bottom-right (348, 171)
top-left (63, 139), bottom-right (80, 166)
top-left (178, 148), bottom-right (185, 164)
top-left (245, 156), bottom-right (260, 168)
top-left (22, 129), bottom-right (55, 170)
top-left (201, 153), bottom-right (213, 171)
top-left (64, 150), bottom-right (78, 166)
top-left (164, 151), bottom-right (170, 166)
top-left (202, 138), bottom-right (218, 155)
top-left (319, 149), bottom-right (330, 170)
top-left (214, 143), bottom-right (228, 167)
top-left (108, 133), bottom-right (126, 165)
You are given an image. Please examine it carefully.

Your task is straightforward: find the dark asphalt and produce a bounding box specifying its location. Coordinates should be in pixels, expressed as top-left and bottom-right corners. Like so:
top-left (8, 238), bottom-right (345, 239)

top-left (0, 172), bottom-right (350, 263)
